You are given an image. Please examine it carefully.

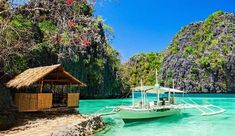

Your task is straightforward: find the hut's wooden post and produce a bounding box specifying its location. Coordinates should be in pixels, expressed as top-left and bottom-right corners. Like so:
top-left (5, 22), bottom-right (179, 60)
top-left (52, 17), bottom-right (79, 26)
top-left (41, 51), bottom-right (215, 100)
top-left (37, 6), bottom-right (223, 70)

top-left (40, 79), bottom-right (43, 93)
top-left (50, 83), bottom-right (53, 92)
top-left (69, 83), bottom-right (71, 92)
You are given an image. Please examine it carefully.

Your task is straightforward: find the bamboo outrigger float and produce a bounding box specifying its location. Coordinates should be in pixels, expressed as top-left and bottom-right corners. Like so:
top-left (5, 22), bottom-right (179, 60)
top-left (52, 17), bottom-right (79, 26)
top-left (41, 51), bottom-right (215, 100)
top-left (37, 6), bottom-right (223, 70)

top-left (6, 64), bottom-right (86, 112)
top-left (98, 70), bottom-right (225, 123)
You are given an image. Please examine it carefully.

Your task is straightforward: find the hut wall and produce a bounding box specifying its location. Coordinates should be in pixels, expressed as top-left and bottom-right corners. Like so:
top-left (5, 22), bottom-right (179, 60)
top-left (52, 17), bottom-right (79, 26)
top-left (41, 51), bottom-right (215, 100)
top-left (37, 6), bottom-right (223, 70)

top-left (15, 93), bottom-right (38, 112)
top-left (15, 93), bottom-right (52, 112)
top-left (38, 93), bottom-right (52, 110)
top-left (67, 93), bottom-right (80, 107)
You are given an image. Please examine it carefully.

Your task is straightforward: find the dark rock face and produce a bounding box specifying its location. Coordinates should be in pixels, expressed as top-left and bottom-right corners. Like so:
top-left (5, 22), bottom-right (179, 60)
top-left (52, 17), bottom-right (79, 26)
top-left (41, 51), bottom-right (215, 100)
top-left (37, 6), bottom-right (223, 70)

top-left (226, 49), bottom-right (235, 92)
top-left (160, 54), bottom-right (200, 92)
top-left (160, 12), bottom-right (235, 93)
top-left (0, 85), bottom-right (17, 130)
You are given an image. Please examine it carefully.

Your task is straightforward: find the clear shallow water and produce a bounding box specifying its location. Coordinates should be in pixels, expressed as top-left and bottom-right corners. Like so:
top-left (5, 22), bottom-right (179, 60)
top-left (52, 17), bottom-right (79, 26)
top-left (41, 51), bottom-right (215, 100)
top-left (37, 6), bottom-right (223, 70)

top-left (79, 94), bottom-right (235, 136)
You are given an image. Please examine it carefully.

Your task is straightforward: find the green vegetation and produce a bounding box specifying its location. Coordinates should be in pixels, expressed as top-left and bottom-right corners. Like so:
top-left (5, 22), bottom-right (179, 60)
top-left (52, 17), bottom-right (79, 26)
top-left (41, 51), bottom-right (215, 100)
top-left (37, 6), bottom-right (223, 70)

top-left (0, 0), bottom-right (129, 98)
top-left (193, 11), bottom-right (224, 55)
top-left (183, 45), bottom-right (194, 57)
top-left (170, 38), bottom-right (180, 54)
top-left (121, 52), bottom-right (164, 87)
top-left (167, 10), bottom-right (228, 73)
top-left (124, 10), bottom-right (234, 93)
top-left (161, 10), bottom-right (234, 92)
top-left (0, 1), bottom-right (234, 97)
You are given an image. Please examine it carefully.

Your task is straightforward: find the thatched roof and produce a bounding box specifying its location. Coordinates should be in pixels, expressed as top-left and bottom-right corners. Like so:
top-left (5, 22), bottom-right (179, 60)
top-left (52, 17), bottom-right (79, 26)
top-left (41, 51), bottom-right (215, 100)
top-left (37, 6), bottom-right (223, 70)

top-left (6, 64), bottom-right (86, 89)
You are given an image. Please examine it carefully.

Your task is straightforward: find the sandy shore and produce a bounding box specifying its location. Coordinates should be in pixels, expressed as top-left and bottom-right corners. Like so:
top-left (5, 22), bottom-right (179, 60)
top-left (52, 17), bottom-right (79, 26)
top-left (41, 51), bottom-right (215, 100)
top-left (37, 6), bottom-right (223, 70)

top-left (0, 114), bottom-right (105, 136)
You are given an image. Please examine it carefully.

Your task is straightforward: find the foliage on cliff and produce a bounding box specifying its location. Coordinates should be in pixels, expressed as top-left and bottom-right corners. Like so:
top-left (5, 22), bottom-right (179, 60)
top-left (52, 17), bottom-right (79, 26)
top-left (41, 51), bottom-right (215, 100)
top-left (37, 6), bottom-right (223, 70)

top-left (161, 11), bottom-right (235, 93)
top-left (123, 11), bottom-right (235, 93)
top-left (121, 52), bottom-right (164, 87)
top-left (0, 0), bottom-right (129, 98)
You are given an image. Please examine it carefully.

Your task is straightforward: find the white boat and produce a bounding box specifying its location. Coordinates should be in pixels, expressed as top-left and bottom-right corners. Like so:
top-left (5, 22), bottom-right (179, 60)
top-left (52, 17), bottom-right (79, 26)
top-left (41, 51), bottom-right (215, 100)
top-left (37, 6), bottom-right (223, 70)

top-left (117, 106), bottom-right (181, 122)
top-left (115, 79), bottom-right (184, 122)
top-left (98, 70), bottom-right (225, 123)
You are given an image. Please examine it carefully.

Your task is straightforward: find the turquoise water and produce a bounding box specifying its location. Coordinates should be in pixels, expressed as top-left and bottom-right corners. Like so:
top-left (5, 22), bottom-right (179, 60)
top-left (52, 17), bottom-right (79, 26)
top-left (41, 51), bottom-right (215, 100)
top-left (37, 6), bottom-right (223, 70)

top-left (79, 94), bottom-right (235, 136)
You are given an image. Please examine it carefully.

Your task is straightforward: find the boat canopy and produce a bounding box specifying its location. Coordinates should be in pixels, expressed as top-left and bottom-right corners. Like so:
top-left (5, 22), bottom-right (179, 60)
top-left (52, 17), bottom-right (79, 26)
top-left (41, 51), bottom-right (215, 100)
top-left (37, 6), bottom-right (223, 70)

top-left (132, 85), bottom-right (184, 94)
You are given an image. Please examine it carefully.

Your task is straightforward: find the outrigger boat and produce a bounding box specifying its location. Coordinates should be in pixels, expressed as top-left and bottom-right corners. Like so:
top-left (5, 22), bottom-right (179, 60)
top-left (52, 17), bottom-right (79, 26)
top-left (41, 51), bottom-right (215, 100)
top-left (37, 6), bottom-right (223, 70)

top-left (115, 83), bottom-right (183, 122)
top-left (98, 70), bottom-right (225, 123)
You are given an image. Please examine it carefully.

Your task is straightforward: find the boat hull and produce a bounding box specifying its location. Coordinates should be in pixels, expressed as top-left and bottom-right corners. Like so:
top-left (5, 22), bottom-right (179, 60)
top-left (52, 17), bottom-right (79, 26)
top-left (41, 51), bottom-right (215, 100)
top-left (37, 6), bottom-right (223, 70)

top-left (118, 108), bottom-right (180, 122)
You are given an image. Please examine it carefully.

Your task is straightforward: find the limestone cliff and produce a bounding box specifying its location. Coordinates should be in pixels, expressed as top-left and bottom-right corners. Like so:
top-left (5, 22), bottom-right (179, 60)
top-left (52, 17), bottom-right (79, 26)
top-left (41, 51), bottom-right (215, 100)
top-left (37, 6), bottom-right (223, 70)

top-left (123, 11), bottom-right (235, 93)
top-left (161, 11), bottom-right (235, 93)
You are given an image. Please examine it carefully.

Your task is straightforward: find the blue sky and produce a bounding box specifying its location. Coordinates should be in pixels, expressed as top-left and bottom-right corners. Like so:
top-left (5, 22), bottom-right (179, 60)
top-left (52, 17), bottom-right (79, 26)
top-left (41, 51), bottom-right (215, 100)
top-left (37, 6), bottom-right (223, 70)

top-left (95, 0), bottom-right (235, 61)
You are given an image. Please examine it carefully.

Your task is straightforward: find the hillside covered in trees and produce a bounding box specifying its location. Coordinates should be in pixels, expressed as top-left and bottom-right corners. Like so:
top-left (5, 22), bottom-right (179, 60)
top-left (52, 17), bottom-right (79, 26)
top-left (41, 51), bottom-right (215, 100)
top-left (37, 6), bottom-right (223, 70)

top-left (121, 52), bottom-right (164, 87)
top-left (122, 11), bottom-right (235, 93)
top-left (0, 0), bottom-right (130, 99)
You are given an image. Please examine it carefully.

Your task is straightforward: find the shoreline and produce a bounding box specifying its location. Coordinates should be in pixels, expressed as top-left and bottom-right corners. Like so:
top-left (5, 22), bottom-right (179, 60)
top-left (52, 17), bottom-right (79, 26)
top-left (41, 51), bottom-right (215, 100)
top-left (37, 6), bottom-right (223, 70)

top-left (0, 114), bottom-right (105, 136)
top-left (80, 92), bottom-right (235, 100)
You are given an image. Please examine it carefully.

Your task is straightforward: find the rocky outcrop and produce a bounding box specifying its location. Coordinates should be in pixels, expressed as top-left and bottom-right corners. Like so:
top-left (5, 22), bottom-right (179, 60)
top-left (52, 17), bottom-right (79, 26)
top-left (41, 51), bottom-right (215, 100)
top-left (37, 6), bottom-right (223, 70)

top-left (160, 11), bottom-right (235, 93)
top-left (160, 54), bottom-right (199, 92)
top-left (226, 49), bottom-right (235, 92)
top-left (50, 116), bottom-right (105, 136)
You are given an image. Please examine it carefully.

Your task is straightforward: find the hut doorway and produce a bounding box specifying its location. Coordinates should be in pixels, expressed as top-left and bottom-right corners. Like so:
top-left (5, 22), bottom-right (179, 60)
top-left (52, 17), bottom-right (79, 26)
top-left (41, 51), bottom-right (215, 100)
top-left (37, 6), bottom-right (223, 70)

top-left (51, 86), bottom-right (67, 108)
top-left (52, 92), bottom-right (67, 107)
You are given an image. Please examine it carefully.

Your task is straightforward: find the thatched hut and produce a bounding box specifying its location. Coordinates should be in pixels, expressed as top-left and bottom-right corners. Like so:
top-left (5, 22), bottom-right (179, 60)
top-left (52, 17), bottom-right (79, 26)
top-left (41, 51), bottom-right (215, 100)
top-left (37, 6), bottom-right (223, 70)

top-left (6, 64), bottom-right (86, 112)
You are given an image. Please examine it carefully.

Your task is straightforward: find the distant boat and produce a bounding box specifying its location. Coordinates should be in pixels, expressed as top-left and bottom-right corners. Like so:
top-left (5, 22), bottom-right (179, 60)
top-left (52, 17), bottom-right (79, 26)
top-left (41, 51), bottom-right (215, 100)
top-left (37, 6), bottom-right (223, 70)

top-left (100, 70), bottom-right (225, 123)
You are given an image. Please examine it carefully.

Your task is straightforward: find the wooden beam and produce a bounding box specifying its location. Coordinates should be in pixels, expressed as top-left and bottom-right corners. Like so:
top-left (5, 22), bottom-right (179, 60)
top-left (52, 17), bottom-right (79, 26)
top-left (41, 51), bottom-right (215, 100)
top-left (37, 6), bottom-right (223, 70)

top-left (40, 79), bottom-right (43, 93)
top-left (43, 79), bottom-right (72, 83)
top-left (47, 72), bottom-right (65, 76)
top-left (56, 71), bottom-right (59, 80)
